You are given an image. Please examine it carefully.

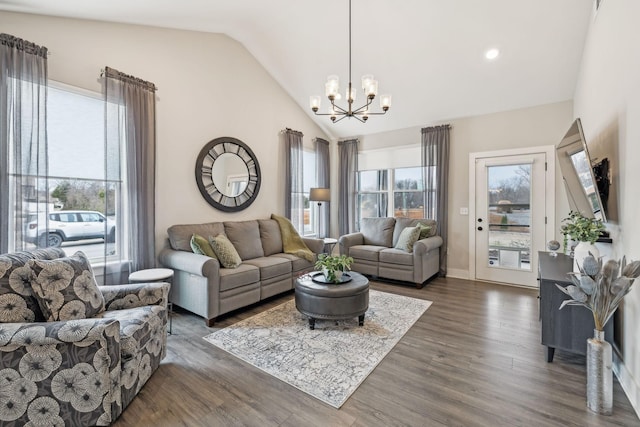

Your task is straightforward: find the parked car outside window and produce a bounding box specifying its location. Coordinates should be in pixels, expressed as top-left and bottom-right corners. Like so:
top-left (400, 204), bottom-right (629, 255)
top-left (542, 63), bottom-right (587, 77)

top-left (26, 210), bottom-right (116, 248)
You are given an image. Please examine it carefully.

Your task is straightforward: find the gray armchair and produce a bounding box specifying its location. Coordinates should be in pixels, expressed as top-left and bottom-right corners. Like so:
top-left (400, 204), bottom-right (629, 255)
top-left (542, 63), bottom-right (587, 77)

top-left (0, 248), bottom-right (169, 426)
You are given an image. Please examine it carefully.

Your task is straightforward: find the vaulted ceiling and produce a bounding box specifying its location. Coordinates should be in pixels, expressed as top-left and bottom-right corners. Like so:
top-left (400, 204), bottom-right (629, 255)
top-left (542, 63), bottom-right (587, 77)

top-left (0, 0), bottom-right (593, 139)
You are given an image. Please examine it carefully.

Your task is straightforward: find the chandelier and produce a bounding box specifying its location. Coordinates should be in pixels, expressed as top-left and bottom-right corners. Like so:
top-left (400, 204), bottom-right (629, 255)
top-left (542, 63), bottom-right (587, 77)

top-left (309, 0), bottom-right (391, 123)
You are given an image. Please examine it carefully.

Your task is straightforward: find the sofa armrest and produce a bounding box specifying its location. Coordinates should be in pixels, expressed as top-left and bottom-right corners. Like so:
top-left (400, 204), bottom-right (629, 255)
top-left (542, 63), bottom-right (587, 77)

top-left (414, 236), bottom-right (443, 256)
top-left (0, 319), bottom-right (121, 425)
top-left (159, 247), bottom-right (220, 277)
top-left (302, 237), bottom-right (324, 254)
top-left (339, 232), bottom-right (364, 256)
top-left (99, 282), bottom-right (170, 311)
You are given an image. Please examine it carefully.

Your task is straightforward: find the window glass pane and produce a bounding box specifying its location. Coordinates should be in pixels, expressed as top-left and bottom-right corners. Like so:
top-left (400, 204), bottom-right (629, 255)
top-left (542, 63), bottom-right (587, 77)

top-left (358, 193), bottom-right (388, 219)
top-left (394, 167), bottom-right (424, 191)
top-left (359, 170), bottom-right (388, 191)
top-left (48, 86), bottom-right (104, 180)
top-left (393, 192), bottom-right (425, 218)
top-left (302, 150), bottom-right (317, 236)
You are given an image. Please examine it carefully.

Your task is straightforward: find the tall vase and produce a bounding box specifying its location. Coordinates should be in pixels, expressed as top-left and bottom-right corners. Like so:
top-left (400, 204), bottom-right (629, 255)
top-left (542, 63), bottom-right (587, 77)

top-left (587, 329), bottom-right (612, 415)
top-left (574, 241), bottom-right (600, 272)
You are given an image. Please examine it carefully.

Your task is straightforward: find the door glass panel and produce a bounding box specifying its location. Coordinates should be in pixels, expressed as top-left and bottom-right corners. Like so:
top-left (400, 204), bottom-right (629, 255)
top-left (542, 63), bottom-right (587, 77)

top-left (487, 163), bottom-right (532, 271)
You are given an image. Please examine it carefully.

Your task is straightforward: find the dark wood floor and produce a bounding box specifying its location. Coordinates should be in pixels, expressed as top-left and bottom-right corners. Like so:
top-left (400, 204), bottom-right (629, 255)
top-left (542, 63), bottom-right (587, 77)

top-left (113, 277), bottom-right (640, 426)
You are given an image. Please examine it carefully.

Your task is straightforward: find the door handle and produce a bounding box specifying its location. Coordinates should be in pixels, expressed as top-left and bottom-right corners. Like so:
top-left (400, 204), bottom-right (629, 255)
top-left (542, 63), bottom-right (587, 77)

top-left (477, 218), bottom-right (483, 222)
top-left (477, 226), bottom-right (483, 231)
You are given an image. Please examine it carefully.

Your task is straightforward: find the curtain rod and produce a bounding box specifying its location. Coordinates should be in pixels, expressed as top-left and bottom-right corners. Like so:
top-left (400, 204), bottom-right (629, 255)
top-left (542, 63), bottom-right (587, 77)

top-left (100, 67), bottom-right (158, 92)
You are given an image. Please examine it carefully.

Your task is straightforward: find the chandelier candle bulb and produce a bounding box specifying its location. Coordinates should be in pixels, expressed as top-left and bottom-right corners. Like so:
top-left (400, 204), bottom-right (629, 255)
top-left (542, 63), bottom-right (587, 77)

top-left (310, 96), bottom-right (321, 111)
top-left (367, 80), bottom-right (378, 98)
top-left (361, 74), bottom-right (374, 90)
top-left (347, 85), bottom-right (356, 102)
top-left (380, 94), bottom-right (392, 110)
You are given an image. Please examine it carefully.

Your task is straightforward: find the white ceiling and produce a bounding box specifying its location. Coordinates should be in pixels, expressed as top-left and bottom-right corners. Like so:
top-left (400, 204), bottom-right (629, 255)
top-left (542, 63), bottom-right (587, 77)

top-left (0, 0), bottom-right (594, 139)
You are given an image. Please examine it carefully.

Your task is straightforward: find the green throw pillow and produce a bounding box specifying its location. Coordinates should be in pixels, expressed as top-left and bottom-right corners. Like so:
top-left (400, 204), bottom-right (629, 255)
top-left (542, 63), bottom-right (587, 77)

top-left (394, 226), bottom-right (421, 253)
top-left (190, 234), bottom-right (217, 259)
top-left (416, 222), bottom-right (432, 239)
top-left (209, 234), bottom-right (242, 268)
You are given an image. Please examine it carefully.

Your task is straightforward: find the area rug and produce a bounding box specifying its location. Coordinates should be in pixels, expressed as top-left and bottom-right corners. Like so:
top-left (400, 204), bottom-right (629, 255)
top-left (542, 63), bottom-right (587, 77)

top-left (203, 289), bottom-right (431, 408)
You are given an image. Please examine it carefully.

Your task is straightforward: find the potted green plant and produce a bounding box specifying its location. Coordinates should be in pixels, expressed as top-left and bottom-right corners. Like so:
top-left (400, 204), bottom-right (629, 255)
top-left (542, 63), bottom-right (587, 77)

top-left (560, 210), bottom-right (605, 271)
top-left (315, 254), bottom-right (354, 283)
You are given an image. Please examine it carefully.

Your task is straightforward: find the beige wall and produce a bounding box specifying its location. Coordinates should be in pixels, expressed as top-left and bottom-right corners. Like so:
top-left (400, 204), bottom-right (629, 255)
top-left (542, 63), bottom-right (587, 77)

top-left (573, 0), bottom-right (640, 413)
top-left (0, 11), bottom-right (330, 252)
top-left (357, 100), bottom-right (573, 277)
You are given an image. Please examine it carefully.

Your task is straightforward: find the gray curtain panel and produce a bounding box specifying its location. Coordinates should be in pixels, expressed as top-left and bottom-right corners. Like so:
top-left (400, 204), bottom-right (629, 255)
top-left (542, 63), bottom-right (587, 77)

top-left (284, 129), bottom-right (304, 232)
top-left (338, 139), bottom-right (358, 236)
top-left (0, 34), bottom-right (49, 253)
top-left (421, 124), bottom-right (450, 276)
top-left (315, 137), bottom-right (330, 238)
top-left (103, 66), bottom-right (157, 283)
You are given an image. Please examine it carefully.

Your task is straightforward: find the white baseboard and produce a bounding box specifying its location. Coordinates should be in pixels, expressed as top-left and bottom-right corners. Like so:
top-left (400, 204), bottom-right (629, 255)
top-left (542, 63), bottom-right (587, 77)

top-left (445, 268), bottom-right (469, 280)
top-left (613, 352), bottom-right (640, 418)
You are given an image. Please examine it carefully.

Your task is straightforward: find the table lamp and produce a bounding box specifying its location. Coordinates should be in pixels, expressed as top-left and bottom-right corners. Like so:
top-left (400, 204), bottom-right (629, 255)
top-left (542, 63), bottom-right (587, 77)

top-left (309, 187), bottom-right (330, 238)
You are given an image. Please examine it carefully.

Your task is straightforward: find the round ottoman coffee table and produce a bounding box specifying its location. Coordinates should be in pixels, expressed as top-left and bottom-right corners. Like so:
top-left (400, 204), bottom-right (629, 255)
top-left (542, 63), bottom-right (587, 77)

top-left (295, 271), bottom-right (369, 330)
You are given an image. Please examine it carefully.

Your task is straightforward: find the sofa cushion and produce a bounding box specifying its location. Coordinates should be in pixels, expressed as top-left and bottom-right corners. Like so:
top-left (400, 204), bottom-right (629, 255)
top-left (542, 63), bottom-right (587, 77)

top-left (271, 253), bottom-right (314, 273)
top-left (0, 248), bottom-right (65, 323)
top-left (380, 248), bottom-right (415, 266)
top-left (394, 226), bottom-right (421, 253)
top-left (224, 220), bottom-right (265, 260)
top-left (28, 251), bottom-right (106, 321)
top-left (98, 305), bottom-right (165, 359)
top-left (218, 264), bottom-right (260, 292)
top-left (349, 245), bottom-right (387, 262)
top-left (258, 219), bottom-right (284, 256)
top-left (168, 222), bottom-right (225, 252)
top-left (392, 217), bottom-right (438, 246)
top-left (209, 234), bottom-right (242, 268)
top-left (190, 234), bottom-right (217, 259)
top-left (243, 256), bottom-right (291, 280)
top-left (360, 217), bottom-right (396, 247)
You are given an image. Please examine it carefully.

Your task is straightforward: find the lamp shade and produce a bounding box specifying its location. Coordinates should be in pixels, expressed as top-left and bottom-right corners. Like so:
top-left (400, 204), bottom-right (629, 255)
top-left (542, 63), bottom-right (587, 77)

top-left (309, 187), bottom-right (331, 202)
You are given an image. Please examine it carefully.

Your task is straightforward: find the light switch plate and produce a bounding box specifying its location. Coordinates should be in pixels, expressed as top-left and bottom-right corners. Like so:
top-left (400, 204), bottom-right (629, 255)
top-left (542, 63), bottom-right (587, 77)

top-left (460, 207), bottom-right (469, 215)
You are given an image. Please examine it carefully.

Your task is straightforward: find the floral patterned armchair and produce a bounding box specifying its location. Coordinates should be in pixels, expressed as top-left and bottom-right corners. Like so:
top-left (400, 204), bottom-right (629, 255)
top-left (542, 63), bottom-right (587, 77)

top-left (0, 248), bottom-right (169, 426)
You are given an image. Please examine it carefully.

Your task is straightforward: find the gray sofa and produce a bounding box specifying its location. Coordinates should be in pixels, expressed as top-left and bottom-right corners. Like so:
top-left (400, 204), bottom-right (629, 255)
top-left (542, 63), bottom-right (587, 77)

top-left (339, 217), bottom-right (443, 288)
top-left (158, 219), bottom-right (323, 326)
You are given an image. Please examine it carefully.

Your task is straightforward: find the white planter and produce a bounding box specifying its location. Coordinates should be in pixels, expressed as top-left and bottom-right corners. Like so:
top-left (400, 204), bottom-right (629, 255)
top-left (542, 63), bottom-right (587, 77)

top-left (574, 241), bottom-right (600, 272)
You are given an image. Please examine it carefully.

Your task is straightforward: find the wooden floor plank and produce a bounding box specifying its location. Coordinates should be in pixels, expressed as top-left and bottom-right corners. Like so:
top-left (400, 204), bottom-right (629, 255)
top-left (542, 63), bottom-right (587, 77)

top-left (113, 277), bottom-right (640, 426)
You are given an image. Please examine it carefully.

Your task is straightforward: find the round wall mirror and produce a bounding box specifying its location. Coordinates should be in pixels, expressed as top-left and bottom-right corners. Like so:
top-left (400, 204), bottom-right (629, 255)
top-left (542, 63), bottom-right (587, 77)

top-left (195, 137), bottom-right (261, 212)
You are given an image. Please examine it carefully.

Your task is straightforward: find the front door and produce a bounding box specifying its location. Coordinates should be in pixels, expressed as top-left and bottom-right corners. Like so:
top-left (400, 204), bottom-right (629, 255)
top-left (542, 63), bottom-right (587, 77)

top-left (472, 150), bottom-right (551, 287)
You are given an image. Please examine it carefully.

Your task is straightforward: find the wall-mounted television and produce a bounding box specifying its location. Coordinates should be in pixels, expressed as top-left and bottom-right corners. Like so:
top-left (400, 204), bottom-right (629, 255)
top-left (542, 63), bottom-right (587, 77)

top-left (556, 118), bottom-right (609, 222)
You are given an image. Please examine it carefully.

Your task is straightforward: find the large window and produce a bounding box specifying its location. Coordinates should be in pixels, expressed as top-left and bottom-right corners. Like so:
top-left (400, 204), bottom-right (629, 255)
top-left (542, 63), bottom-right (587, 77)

top-left (357, 166), bottom-right (430, 227)
top-left (40, 83), bottom-right (123, 263)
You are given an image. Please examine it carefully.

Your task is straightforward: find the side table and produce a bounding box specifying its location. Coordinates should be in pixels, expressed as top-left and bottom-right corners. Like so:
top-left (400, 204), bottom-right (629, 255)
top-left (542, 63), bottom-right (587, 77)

top-left (323, 237), bottom-right (338, 255)
top-left (129, 268), bottom-right (174, 335)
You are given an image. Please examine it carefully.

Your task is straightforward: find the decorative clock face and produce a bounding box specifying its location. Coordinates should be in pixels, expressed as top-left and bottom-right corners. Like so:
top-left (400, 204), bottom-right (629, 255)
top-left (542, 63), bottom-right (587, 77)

top-left (195, 137), bottom-right (261, 212)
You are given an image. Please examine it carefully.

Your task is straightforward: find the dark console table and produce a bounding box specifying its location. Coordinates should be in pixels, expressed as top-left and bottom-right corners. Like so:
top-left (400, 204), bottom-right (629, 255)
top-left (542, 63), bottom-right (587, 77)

top-left (538, 252), bottom-right (613, 362)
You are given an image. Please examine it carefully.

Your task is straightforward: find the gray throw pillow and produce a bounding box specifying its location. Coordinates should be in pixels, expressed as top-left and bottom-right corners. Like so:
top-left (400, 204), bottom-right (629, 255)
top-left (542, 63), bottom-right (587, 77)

top-left (394, 226), bottom-right (421, 253)
top-left (27, 251), bottom-right (106, 321)
top-left (209, 234), bottom-right (242, 268)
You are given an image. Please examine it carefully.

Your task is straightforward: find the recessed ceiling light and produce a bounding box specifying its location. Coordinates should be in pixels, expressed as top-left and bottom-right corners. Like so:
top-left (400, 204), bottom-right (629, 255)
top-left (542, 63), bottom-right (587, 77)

top-left (485, 48), bottom-right (500, 60)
